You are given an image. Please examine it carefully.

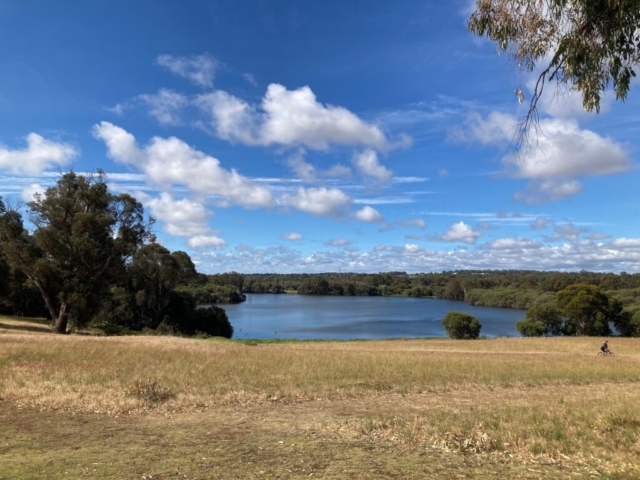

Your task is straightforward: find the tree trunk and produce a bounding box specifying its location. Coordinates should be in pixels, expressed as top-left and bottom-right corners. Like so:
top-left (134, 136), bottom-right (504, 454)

top-left (53, 302), bottom-right (69, 334)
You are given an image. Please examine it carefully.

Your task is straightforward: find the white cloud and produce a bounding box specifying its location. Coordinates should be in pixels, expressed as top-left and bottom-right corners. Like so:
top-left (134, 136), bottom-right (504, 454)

top-left (355, 206), bottom-right (384, 223)
top-left (459, 113), bottom-right (631, 179)
top-left (136, 192), bottom-right (226, 249)
top-left (141, 192), bottom-right (211, 237)
top-left (21, 183), bottom-right (44, 201)
top-left (281, 232), bottom-right (303, 240)
top-left (438, 221), bottom-right (483, 244)
top-left (279, 187), bottom-right (352, 217)
top-left (510, 118), bottom-right (630, 179)
top-left (487, 238), bottom-right (542, 251)
top-left (138, 89), bottom-right (189, 125)
top-left (353, 149), bottom-right (392, 185)
top-left (607, 238), bottom-right (640, 249)
top-left (156, 53), bottom-right (218, 88)
top-left (0, 133), bottom-right (78, 175)
top-left (196, 84), bottom-right (402, 151)
top-left (188, 235), bottom-right (227, 249)
top-left (455, 111), bottom-right (631, 203)
top-left (93, 122), bottom-right (274, 209)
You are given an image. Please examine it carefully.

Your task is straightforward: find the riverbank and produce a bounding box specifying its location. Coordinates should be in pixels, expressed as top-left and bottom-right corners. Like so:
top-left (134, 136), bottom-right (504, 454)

top-left (1, 318), bottom-right (639, 478)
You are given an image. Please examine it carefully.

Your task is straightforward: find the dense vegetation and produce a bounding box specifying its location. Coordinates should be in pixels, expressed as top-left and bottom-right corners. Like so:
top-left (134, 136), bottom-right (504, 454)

top-left (0, 172), bottom-right (234, 338)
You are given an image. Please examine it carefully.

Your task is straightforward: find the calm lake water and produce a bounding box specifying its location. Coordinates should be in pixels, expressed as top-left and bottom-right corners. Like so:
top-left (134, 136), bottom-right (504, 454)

top-left (216, 294), bottom-right (526, 340)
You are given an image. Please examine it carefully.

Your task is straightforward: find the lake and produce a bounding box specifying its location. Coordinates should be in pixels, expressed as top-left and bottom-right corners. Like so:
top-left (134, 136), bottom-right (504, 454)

top-left (215, 294), bottom-right (526, 340)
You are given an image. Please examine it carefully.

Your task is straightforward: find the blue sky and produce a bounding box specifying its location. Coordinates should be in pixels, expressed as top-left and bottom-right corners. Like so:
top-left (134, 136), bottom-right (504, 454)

top-left (1, 0), bottom-right (640, 274)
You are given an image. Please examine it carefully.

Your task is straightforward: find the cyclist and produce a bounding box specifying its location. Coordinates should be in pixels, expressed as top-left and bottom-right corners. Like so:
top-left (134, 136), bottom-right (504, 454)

top-left (600, 340), bottom-right (609, 354)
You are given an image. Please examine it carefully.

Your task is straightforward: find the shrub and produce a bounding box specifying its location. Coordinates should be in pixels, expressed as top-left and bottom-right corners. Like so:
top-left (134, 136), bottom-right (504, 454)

top-left (441, 311), bottom-right (482, 339)
top-left (125, 379), bottom-right (175, 405)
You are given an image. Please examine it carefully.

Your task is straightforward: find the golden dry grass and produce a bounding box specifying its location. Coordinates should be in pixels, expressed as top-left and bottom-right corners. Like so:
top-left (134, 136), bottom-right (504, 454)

top-left (1, 318), bottom-right (640, 478)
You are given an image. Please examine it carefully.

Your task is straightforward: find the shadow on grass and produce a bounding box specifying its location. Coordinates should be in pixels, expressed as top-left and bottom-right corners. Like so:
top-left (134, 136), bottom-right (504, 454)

top-left (0, 321), bottom-right (51, 333)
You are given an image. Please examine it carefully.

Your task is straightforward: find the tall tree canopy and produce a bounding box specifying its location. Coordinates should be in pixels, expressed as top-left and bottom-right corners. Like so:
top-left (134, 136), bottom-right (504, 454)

top-left (469, 0), bottom-right (640, 136)
top-left (0, 172), bottom-right (154, 333)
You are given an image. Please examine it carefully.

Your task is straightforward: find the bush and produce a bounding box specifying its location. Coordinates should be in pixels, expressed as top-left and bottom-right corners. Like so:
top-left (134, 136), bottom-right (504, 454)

top-left (125, 379), bottom-right (175, 405)
top-left (516, 318), bottom-right (547, 337)
top-left (441, 311), bottom-right (482, 339)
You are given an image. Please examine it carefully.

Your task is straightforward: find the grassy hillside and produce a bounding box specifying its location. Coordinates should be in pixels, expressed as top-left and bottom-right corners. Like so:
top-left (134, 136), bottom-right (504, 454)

top-left (1, 316), bottom-right (639, 479)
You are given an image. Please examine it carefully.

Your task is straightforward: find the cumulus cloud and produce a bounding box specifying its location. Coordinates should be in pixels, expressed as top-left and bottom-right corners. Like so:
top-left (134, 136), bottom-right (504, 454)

top-left (352, 149), bottom-right (392, 186)
top-left (156, 53), bottom-right (218, 88)
top-left (188, 235), bottom-right (227, 249)
top-left (21, 183), bottom-right (44, 201)
top-left (135, 192), bottom-right (226, 250)
top-left (140, 192), bottom-right (211, 237)
top-left (196, 84), bottom-right (403, 151)
top-left (0, 133), bottom-right (78, 175)
top-left (607, 238), bottom-right (640, 249)
top-left (454, 111), bottom-right (631, 203)
top-left (487, 237), bottom-right (542, 251)
top-left (355, 206), bottom-right (384, 223)
top-left (279, 186), bottom-right (352, 217)
top-left (281, 232), bottom-right (303, 240)
top-left (93, 122), bottom-right (274, 208)
top-left (436, 221), bottom-right (483, 244)
top-left (138, 89), bottom-right (189, 125)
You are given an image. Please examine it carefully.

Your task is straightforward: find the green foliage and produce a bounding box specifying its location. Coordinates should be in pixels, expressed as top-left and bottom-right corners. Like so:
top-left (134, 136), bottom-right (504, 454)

top-left (441, 311), bottom-right (482, 339)
top-left (130, 243), bottom-right (181, 329)
top-left (0, 173), bottom-right (154, 333)
top-left (624, 310), bottom-right (640, 337)
top-left (443, 279), bottom-right (466, 301)
top-left (298, 276), bottom-right (331, 295)
top-left (469, 0), bottom-right (640, 118)
top-left (517, 303), bottom-right (563, 337)
top-left (516, 318), bottom-right (547, 337)
top-left (556, 284), bottom-right (623, 336)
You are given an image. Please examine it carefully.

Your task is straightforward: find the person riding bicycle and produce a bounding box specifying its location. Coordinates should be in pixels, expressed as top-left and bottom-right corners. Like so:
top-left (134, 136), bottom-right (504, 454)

top-left (601, 340), bottom-right (609, 354)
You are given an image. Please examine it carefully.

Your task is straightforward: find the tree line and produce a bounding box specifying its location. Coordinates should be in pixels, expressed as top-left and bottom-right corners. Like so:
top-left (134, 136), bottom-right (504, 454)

top-left (0, 171), bottom-right (232, 337)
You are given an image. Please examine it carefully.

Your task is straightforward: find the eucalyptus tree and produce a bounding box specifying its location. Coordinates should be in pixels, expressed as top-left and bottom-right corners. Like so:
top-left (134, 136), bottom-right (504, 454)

top-left (129, 243), bottom-right (181, 329)
top-left (469, 0), bottom-right (640, 140)
top-left (0, 172), bottom-right (154, 333)
top-left (556, 283), bottom-right (626, 335)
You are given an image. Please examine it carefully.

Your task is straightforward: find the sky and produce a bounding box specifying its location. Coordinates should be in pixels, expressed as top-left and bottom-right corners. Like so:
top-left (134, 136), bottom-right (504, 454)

top-left (1, 0), bottom-right (640, 274)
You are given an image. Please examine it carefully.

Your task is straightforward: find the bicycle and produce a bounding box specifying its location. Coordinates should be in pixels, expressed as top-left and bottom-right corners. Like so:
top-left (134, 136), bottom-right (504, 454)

top-left (597, 350), bottom-right (615, 357)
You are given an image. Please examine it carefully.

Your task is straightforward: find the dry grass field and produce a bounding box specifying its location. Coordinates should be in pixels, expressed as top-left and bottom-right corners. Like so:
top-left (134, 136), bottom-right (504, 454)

top-left (1, 314), bottom-right (640, 479)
